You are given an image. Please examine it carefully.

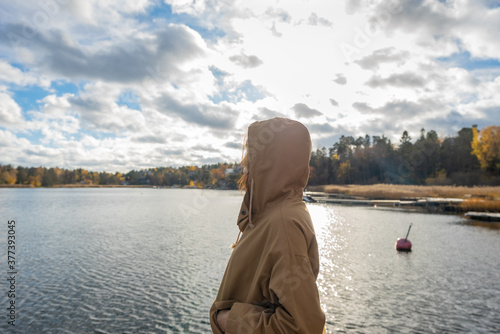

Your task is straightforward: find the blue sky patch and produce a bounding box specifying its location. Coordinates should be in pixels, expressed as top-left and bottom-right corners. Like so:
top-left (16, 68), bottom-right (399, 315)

top-left (117, 91), bottom-right (142, 111)
top-left (209, 80), bottom-right (266, 104)
top-left (16, 129), bottom-right (43, 145)
top-left (139, 2), bottom-right (174, 22)
top-left (208, 91), bottom-right (229, 104)
top-left (485, 0), bottom-right (500, 9)
top-left (138, 2), bottom-right (225, 41)
top-left (51, 81), bottom-right (79, 96)
top-left (12, 85), bottom-right (48, 118)
top-left (437, 51), bottom-right (500, 70)
top-left (238, 81), bottom-right (266, 103)
top-left (8, 61), bottom-right (28, 71)
top-left (209, 67), bottom-right (265, 103)
top-left (209, 66), bottom-right (229, 80)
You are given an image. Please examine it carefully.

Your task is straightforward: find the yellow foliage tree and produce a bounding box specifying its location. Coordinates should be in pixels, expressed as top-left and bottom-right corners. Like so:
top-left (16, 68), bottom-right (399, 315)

top-left (0, 169), bottom-right (17, 184)
top-left (92, 171), bottom-right (100, 185)
top-left (28, 175), bottom-right (42, 187)
top-left (116, 172), bottom-right (125, 183)
top-left (54, 167), bottom-right (63, 177)
top-left (337, 161), bottom-right (352, 184)
top-left (472, 126), bottom-right (500, 172)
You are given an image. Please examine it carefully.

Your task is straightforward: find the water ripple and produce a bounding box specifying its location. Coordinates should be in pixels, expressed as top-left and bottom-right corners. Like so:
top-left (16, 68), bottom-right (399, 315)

top-left (1, 189), bottom-right (499, 333)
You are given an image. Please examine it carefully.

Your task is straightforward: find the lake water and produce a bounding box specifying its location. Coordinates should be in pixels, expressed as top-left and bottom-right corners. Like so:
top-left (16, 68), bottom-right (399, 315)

top-left (0, 188), bottom-right (499, 333)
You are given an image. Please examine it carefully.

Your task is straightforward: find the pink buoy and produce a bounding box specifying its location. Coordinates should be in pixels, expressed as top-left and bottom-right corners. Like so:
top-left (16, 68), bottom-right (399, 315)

top-left (395, 238), bottom-right (412, 251)
top-left (396, 223), bottom-right (413, 252)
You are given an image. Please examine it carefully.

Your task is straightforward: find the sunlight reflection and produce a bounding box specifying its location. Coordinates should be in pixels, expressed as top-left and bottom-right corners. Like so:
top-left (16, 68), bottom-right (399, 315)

top-left (305, 203), bottom-right (500, 333)
top-left (306, 203), bottom-right (349, 311)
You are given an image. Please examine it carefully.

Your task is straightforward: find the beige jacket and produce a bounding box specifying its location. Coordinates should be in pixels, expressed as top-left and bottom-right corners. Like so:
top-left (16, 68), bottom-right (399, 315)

top-left (210, 118), bottom-right (326, 333)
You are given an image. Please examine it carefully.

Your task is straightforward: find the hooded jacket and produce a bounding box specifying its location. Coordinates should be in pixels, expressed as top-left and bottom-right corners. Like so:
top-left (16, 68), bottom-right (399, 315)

top-left (210, 118), bottom-right (325, 333)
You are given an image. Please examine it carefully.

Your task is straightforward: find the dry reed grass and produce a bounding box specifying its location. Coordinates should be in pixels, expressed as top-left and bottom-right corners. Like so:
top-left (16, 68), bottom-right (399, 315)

top-left (306, 184), bottom-right (500, 200)
top-left (460, 198), bottom-right (500, 212)
top-left (0, 184), bottom-right (34, 188)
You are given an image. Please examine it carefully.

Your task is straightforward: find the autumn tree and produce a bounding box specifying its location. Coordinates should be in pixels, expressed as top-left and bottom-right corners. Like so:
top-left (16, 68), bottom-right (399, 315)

top-left (472, 126), bottom-right (500, 173)
top-left (0, 165), bottom-right (17, 184)
top-left (337, 161), bottom-right (352, 184)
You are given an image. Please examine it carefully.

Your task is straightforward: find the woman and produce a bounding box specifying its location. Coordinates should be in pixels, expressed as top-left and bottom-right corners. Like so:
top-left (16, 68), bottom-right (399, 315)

top-left (210, 117), bottom-right (326, 333)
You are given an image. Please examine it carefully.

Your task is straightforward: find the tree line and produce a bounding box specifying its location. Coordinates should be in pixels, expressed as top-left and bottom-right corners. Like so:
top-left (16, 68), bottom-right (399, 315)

top-left (308, 125), bottom-right (500, 186)
top-left (0, 163), bottom-right (241, 189)
top-left (1, 125), bottom-right (499, 188)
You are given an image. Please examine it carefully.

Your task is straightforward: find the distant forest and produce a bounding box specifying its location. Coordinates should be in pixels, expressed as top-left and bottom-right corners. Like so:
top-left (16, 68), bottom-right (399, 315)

top-left (0, 163), bottom-right (242, 189)
top-left (309, 125), bottom-right (500, 186)
top-left (1, 125), bottom-right (499, 188)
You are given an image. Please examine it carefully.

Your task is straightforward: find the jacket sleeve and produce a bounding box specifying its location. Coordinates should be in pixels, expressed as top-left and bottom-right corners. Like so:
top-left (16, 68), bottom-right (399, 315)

top-left (210, 300), bottom-right (237, 334)
top-left (223, 254), bottom-right (325, 334)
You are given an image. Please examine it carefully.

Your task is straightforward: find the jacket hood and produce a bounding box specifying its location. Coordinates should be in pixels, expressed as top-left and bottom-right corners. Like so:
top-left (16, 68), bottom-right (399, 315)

top-left (236, 118), bottom-right (312, 233)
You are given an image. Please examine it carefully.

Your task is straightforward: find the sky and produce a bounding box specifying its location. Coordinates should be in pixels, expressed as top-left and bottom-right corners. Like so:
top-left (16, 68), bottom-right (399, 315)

top-left (0, 0), bottom-right (499, 172)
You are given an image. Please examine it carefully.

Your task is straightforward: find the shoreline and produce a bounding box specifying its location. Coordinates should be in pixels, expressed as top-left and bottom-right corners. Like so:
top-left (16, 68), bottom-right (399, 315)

top-left (0, 184), bottom-right (152, 188)
top-left (305, 184), bottom-right (500, 214)
top-left (306, 184), bottom-right (500, 200)
top-left (0, 184), bottom-right (235, 190)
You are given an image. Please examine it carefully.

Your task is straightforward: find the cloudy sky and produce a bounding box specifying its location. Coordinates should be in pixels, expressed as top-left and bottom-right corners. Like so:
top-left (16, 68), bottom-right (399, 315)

top-left (0, 0), bottom-right (499, 172)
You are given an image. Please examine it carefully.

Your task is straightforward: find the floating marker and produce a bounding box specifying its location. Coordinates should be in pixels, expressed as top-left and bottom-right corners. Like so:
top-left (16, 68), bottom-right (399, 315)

top-left (396, 223), bottom-right (412, 252)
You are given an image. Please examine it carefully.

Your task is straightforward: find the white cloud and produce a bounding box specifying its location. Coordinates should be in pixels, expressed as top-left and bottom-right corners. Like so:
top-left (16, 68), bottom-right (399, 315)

top-left (0, 60), bottom-right (44, 87)
top-left (376, 0), bottom-right (500, 60)
top-left (229, 53), bottom-right (263, 68)
top-left (0, 92), bottom-right (24, 126)
top-left (292, 103), bottom-right (323, 119)
top-left (0, 0), bottom-right (498, 171)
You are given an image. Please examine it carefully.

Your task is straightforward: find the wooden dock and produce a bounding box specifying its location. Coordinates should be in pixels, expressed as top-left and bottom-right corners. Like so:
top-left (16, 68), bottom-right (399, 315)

top-left (304, 192), bottom-right (464, 211)
top-left (464, 212), bottom-right (500, 222)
